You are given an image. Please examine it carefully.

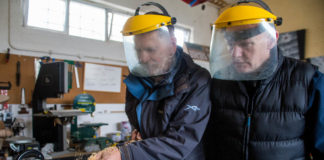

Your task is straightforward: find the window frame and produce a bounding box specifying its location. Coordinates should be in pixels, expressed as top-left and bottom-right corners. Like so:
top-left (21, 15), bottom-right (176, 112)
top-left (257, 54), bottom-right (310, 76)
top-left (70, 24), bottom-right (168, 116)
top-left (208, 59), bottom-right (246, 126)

top-left (107, 11), bottom-right (132, 42)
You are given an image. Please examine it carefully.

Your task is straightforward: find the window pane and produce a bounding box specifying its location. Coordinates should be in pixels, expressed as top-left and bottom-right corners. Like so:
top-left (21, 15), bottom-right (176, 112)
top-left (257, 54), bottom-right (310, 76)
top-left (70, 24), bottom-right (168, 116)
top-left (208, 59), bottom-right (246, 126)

top-left (27, 0), bottom-right (66, 31)
top-left (69, 1), bottom-right (105, 41)
top-left (108, 13), bottom-right (130, 42)
top-left (175, 27), bottom-right (190, 47)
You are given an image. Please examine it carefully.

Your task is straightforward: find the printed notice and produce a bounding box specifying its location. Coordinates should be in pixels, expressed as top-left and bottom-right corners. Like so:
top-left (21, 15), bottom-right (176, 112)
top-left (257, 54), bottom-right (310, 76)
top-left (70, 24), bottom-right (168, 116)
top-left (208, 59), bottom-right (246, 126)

top-left (84, 63), bottom-right (121, 92)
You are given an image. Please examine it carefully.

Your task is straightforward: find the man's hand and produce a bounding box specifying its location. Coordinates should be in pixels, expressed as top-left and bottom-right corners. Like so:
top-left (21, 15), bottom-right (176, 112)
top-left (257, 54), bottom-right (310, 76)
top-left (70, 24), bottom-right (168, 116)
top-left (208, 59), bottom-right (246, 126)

top-left (131, 129), bottom-right (142, 141)
top-left (88, 147), bottom-right (121, 160)
top-left (88, 130), bottom-right (142, 160)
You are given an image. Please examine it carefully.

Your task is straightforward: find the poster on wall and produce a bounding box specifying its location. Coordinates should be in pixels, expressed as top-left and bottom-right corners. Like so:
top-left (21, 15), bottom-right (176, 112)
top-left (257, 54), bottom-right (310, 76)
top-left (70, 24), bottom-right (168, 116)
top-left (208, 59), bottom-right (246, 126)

top-left (277, 29), bottom-right (306, 60)
top-left (183, 42), bottom-right (210, 61)
top-left (307, 56), bottom-right (324, 73)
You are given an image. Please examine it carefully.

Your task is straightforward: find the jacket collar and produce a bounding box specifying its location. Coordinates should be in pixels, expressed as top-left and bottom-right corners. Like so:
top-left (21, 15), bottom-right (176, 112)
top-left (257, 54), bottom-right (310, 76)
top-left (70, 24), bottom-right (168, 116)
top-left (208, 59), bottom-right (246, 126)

top-left (260, 48), bottom-right (284, 85)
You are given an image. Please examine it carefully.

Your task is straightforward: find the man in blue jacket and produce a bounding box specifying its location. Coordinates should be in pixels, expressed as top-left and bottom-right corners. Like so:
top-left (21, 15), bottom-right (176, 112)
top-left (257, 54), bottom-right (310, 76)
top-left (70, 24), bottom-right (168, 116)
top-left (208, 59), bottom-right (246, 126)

top-left (205, 0), bottom-right (324, 159)
top-left (91, 2), bottom-right (211, 160)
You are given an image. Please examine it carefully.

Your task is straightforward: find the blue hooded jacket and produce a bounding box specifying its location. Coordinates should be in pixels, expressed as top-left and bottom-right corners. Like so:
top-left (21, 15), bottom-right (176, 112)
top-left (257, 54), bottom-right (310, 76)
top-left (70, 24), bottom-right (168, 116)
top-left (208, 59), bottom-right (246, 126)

top-left (120, 47), bottom-right (211, 160)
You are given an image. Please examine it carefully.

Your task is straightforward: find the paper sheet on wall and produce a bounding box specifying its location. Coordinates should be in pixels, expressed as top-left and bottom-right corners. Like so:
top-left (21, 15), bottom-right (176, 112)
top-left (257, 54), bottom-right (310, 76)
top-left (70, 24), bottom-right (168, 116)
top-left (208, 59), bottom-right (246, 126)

top-left (84, 63), bottom-right (122, 92)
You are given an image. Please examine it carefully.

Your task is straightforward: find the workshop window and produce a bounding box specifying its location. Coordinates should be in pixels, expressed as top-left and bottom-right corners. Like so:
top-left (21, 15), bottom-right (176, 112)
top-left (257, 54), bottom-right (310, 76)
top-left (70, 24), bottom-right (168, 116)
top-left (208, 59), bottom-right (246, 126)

top-left (107, 12), bottom-right (130, 42)
top-left (69, 1), bottom-right (106, 41)
top-left (174, 26), bottom-right (191, 47)
top-left (26, 0), bottom-right (66, 31)
top-left (25, 0), bottom-right (191, 44)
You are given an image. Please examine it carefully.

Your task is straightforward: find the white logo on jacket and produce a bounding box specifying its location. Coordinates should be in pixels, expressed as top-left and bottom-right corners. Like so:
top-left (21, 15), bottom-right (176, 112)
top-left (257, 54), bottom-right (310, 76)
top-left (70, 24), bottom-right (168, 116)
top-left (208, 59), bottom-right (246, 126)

top-left (184, 105), bottom-right (200, 111)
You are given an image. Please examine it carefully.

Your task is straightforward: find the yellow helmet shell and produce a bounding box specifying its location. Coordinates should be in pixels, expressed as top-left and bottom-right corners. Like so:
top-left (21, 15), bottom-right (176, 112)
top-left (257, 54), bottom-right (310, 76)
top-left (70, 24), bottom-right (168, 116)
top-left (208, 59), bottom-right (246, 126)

top-left (215, 5), bottom-right (277, 28)
top-left (121, 14), bottom-right (173, 36)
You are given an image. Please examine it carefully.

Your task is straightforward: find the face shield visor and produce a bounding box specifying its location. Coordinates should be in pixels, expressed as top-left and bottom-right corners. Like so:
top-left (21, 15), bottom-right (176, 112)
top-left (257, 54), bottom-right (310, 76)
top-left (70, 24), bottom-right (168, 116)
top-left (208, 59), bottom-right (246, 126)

top-left (210, 21), bottom-right (279, 80)
top-left (122, 26), bottom-right (177, 77)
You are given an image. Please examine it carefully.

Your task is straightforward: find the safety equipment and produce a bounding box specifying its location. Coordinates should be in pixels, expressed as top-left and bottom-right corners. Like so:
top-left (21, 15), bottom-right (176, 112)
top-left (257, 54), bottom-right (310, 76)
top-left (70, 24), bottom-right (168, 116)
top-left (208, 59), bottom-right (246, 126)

top-left (121, 2), bottom-right (178, 77)
top-left (122, 15), bottom-right (175, 36)
top-left (210, 0), bottom-right (281, 80)
top-left (121, 2), bottom-right (176, 36)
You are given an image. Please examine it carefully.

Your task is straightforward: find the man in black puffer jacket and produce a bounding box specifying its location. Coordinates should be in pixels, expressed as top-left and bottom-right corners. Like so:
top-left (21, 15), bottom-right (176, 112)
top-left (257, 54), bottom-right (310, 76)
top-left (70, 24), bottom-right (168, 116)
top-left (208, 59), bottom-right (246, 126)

top-left (205, 0), bottom-right (324, 160)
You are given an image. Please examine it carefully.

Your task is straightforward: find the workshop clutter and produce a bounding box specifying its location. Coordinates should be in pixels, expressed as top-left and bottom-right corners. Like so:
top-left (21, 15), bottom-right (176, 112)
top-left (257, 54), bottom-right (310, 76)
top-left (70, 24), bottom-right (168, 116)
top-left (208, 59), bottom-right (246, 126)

top-left (0, 54), bottom-right (129, 159)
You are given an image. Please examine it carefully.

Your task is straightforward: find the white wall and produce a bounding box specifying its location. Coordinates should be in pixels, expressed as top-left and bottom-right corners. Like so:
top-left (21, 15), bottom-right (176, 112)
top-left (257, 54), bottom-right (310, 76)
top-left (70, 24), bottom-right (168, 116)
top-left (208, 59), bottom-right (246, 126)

top-left (0, 0), bottom-right (218, 65)
top-left (263, 0), bottom-right (324, 58)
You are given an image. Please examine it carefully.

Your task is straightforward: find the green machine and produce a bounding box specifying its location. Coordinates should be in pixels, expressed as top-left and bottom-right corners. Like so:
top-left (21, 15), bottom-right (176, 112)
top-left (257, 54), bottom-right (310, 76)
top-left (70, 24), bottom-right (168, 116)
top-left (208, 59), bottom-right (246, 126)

top-left (71, 93), bottom-right (113, 151)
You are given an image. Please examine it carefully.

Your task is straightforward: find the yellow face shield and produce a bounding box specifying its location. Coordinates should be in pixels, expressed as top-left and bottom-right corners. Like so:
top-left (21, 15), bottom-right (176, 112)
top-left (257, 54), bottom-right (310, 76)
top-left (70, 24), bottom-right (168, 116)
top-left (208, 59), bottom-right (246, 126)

top-left (121, 14), bottom-right (174, 36)
top-left (209, 3), bottom-right (281, 80)
top-left (123, 26), bottom-right (177, 77)
top-left (214, 5), bottom-right (278, 29)
top-left (121, 2), bottom-right (178, 77)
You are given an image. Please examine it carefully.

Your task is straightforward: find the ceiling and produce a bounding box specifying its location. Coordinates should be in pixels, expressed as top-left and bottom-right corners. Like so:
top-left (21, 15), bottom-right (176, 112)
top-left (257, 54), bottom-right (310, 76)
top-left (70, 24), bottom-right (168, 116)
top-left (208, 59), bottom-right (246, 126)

top-left (207, 0), bottom-right (238, 8)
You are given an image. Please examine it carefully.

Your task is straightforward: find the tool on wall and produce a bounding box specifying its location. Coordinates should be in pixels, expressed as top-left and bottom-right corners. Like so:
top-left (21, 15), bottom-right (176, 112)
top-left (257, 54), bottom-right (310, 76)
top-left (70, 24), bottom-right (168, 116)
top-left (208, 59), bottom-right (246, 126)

top-left (74, 65), bottom-right (80, 88)
top-left (5, 48), bottom-right (10, 63)
top-left (39, 56), bottom-right (51, 64)
top-left (16, 61), bottom-right (20, 87)
top-left (0, 82), bottom-right (11, 90)
top-left (18, 88), bottom-right (28, 114)
top-left (64, 60), bottom-right (74, 90)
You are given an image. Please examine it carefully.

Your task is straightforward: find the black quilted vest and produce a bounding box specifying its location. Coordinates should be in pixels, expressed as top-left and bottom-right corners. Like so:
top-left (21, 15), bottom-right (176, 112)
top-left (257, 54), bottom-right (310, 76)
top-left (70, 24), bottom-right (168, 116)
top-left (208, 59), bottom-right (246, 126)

top-left (210, 55), bottom-right (317, 160)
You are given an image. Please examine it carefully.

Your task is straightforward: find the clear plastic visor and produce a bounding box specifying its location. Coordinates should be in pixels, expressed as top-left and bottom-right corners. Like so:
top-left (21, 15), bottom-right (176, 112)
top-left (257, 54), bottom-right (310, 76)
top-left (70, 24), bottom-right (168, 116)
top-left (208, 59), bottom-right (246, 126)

top-left (209, 21), bottom-right (279, 80)
top-left (123, 26), bottom-right (177, 77)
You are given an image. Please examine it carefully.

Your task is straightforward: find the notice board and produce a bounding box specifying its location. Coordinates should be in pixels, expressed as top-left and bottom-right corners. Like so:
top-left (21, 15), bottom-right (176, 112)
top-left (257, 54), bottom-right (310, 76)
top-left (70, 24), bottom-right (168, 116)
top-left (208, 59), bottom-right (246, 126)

top-left (84, 63), bottom-right (122, 93)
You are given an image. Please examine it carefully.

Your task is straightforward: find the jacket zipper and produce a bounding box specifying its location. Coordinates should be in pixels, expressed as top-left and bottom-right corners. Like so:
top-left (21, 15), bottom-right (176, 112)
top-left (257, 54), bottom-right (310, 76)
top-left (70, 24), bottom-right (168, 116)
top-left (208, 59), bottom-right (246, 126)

top-left (243, 113), bottom-right (252, 160)
top-left (243, 81), bottom-right (260, 160)
top-left (243, 84), bottom-right (258, 160)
